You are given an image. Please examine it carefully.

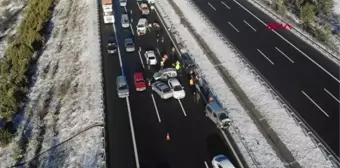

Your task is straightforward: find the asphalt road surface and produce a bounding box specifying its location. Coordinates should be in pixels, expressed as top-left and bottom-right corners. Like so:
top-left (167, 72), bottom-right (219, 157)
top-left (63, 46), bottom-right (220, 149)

top-left (192, 0), bottom-right (340, 156)
top-left (98, 0), bottom-right (243, 167)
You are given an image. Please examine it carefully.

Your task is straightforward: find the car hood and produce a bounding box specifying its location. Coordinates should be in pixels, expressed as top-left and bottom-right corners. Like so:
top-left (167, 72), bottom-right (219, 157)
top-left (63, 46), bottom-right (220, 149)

top-left (135, 81), bottom-right (146, 88)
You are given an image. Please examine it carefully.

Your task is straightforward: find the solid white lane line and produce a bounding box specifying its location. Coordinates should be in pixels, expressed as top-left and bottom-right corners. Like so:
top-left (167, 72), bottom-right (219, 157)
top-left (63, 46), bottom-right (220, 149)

top-left (208, 2), bottom-right (216, 10)
top-left (324, 88), bottom-right (340, 103)
top-left (130, 24), bottom-right (134, 35)
top-left (228, 22), bottom-right (239, 32)
top-left (124, 6), bottom-right (127, 13)
top-left (275, 47), bottom-right (294, 63)
top-left (151, 94), bottom-right (162, 122)
top-left (136, 2), bottom-right (141, 9)
top-left (113, 23), bottom-right (124, 75)
top-left (156, 48), bottom-right (161, 56)
top-left (204, 161), bottom-right (209, 168)
top-left (232, 0), bottom-right (340, 84)
top-left (301, 91), bottom-right (329, 117)
top-left (178, 99), bottom-right (187, 116)
top-left (126, 98), bottom-right (140, 167)
top-left (221, 1), bottom-right (230, 9)
top-left (220, 130), bottom-right (245, 168)
top-left (257, 49), bottom-right (274, 65)
top-left (243, 20), bottom-right (256, 32)
top-left (138, 49), bottom-right (145, 69)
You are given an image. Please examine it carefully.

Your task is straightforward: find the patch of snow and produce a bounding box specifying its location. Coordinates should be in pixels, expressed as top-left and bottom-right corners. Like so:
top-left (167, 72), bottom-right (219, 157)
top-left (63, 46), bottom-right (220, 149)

top-left (155, 0), bottom-right (334, 167)
top-left (0, 0), bottom-right (27, 58)
top-left (0, 0), bottom-right (104, 167)
top-left (334, 0), bottom-right (340, 15)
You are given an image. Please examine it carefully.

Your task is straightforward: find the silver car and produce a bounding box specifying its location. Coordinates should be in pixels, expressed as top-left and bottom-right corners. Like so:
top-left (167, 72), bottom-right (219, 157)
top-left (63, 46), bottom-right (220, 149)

top-left (153, 68), bottom-right (177, 81)
top-left (152, 81), bottom-right (173, 99)
top-left (117, 76), bottom-right (129, 98)
top-left (121, 14), bottom-right (129, 28)
top-left (125, 38), bottom-right (135, 52)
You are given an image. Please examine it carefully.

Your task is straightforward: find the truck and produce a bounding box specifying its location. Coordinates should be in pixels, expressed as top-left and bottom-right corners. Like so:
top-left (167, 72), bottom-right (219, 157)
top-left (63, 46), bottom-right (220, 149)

top-left (102, 0), bottom-right (114, 24)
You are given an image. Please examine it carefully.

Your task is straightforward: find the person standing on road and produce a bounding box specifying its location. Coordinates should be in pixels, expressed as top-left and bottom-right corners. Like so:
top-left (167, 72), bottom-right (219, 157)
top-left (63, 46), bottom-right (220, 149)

top-left (195, 91), bottom-right (201, 104)
top-left (175, 61), bottom-right (181, 76)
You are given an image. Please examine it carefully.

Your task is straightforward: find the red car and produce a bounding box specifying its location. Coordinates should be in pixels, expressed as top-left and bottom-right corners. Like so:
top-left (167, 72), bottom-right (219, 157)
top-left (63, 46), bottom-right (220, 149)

top-left (134, 72), bottom-right (146, 91)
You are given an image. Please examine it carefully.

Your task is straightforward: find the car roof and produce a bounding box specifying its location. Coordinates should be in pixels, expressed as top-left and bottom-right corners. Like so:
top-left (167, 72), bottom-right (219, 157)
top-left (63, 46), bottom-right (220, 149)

top-left (168, 78), bottom-right (180, 85)
top-left (138, 18), bottom-right (147, 23)
top-left (141, 3), bottom-right (148, 6)
top-left (122, 14), bottom-right (128, 17)
top-left (134, 72), bottom-right (144, 79)
top-left (125, 38), bottom-right (133, 42)
top-left (146, 51), bottom-right (155, 56)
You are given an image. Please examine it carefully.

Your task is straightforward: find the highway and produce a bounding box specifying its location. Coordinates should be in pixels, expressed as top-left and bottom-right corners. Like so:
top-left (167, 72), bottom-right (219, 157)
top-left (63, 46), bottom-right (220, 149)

top-left (98, 0), bottom-right (244, 167)
top-left (191, 0), bottom-right (340, 156)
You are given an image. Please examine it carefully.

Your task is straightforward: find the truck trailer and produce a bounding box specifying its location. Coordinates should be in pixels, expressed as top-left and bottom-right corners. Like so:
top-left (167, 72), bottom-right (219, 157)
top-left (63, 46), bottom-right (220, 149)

top-left (102, 0), bottom-right (114, 24)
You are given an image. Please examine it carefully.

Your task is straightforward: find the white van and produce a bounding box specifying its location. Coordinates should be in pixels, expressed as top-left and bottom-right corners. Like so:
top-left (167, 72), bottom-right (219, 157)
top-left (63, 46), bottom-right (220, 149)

top-left (121, 14), bottom-right (129, 28)
top-left (137, 18), bottom-right (148, 35)
top-left (205, 100), bottom-right (231, 129)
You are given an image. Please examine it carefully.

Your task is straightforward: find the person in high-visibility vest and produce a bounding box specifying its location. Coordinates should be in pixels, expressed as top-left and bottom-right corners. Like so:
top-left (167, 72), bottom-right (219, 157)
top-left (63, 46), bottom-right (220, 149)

top-left (160, 61), bottom-right (164, 69)
top-left (175, 61), bottom-right (180, 70)
top-left (189, 78), bottom-right (196, 95)
top-left (189, 79), bottom-right (194, 86)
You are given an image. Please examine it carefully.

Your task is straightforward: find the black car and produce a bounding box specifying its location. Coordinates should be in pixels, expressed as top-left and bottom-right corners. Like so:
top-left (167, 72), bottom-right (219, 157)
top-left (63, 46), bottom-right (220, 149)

top-left (181, 53), bottom-right (196, 73)
top-left (107, 36), bottom-right (117, 54)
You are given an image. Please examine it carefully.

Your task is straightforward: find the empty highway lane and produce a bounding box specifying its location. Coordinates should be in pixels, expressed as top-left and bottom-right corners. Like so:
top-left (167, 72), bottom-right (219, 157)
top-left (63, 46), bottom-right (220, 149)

top-left (192, 0), bottom-right (340, 156)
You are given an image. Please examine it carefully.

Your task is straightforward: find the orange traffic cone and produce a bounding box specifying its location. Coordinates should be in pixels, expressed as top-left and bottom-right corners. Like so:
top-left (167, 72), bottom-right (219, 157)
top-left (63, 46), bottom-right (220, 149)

top-left (166, 133), bottom-right (170, 141)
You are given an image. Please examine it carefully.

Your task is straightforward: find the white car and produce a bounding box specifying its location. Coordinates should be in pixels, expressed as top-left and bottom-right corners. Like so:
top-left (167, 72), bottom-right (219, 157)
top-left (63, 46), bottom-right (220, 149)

top-left (140, 3), bottom-right (150, 15)
top-left (144, 50), bottom-right (157, 65)
top-left (168, 78), bottom-right (185, 99)
top-left (121, 14), bottom-right (130, 28)
top-left (151, 81), bottom-right (173, 99)
top-left (212, 155), bottom-right (235, 168)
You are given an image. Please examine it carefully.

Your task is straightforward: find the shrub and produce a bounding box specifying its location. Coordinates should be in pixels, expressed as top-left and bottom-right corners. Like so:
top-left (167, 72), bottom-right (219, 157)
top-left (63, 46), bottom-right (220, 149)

top-left (0, 0), bottom-right (55, 146)
top-left (0, 128), bottom-right (14, 146)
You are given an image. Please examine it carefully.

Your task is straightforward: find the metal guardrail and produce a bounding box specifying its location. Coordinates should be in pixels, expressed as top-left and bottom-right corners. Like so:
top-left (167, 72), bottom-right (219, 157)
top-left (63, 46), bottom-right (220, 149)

top-left (249, 0), bottom-right (340, 63)
top-left (155, 0), bottom-right (340, 167)
top-left (94, 0), bottom-right (107, 167)
top-left (182, 0), bottom-right (340, 166)
top-left (154, 1), bottom-right (259, 167)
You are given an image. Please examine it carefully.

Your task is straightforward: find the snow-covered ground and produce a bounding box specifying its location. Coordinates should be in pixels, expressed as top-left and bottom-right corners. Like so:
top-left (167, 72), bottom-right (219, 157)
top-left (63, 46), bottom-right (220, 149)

top-left (0, 0), bottom-right (105, 167)
top-left (0, 0), bottom-right (27, 58)
top-left (334, 0), bottom-right (340, 15)
top-left (155, 0), bottom-right (335, 167)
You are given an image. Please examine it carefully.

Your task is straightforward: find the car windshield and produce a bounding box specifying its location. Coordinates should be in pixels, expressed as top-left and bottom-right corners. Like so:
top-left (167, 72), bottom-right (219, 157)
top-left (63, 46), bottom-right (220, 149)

top-left (162, 87), bottom-right (171, 93)
top-left (137, 24), bottom-right (144, 27)
top-left (119, 85), bottom-right (127, 90)
top-left (127, 43), bottom-right (134, 47)
top-left (215, 155), bottom-right (227, 162)
top-left (219, 113), bottom-right (228, 120)
top-left (107, 42), bottom-right (116, 46)
top-left (149, 56), bottom-right (155, 60)
top-left (136, 79), bottom-right (144, 83)
top-left (173, 85), bottom-right (182, 91)
top-left (107, 45), bottom-right (116, 50)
